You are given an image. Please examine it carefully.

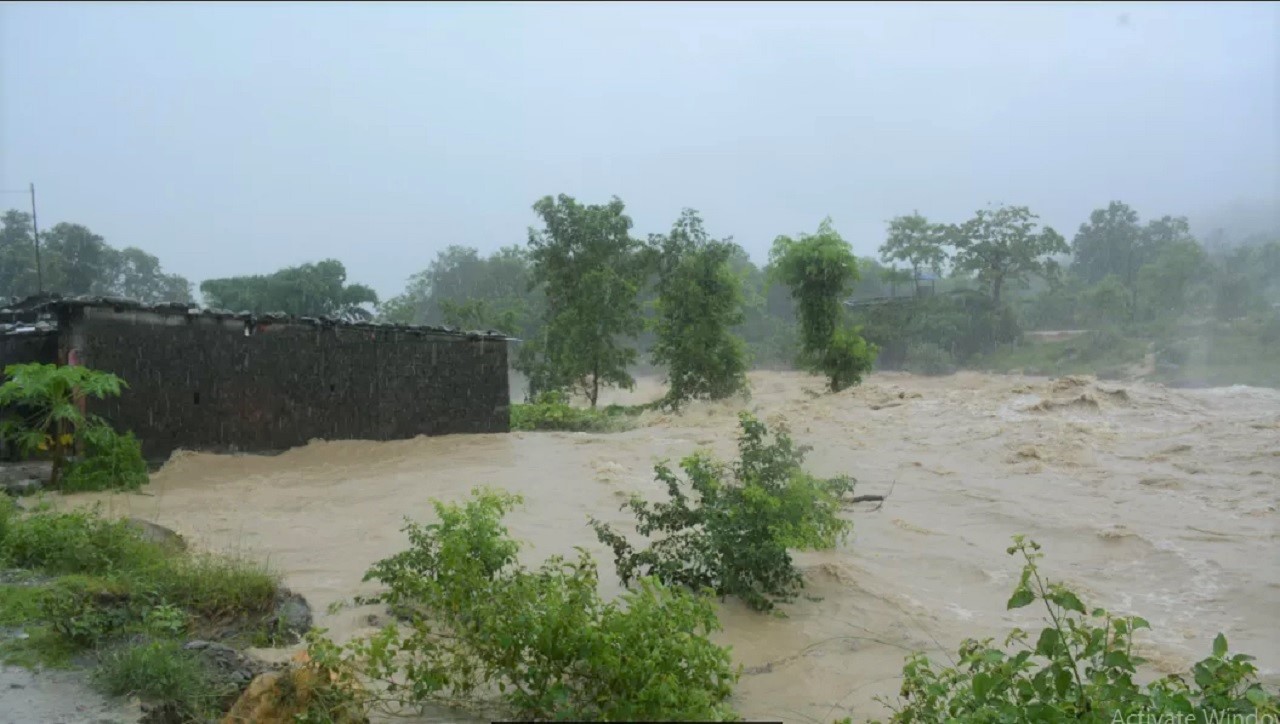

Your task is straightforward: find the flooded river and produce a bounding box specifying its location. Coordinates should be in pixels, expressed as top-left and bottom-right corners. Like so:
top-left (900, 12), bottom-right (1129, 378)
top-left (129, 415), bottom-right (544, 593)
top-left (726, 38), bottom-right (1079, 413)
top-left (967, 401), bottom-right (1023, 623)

top-left (69, 371), bottom-right (1280, 722)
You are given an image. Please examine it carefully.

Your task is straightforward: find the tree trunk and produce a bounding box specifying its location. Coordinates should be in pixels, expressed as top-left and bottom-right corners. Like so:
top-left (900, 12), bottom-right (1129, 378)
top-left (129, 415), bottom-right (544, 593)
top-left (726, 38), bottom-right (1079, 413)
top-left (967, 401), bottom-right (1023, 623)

top-left (590, 359), bottom-right (600, 409)
top-left (992, 274), bottom-right (1004, 305)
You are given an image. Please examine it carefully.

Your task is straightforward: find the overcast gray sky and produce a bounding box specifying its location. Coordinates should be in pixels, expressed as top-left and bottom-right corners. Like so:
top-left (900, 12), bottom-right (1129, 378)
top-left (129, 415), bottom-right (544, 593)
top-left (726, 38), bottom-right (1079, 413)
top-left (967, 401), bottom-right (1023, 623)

top-left (2, 1), bottom-right (1277, 301)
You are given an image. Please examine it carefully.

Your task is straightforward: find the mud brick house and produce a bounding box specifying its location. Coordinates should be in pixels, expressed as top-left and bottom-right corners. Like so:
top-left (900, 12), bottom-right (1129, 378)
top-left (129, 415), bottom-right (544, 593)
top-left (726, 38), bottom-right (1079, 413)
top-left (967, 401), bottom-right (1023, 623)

top-left (0, 294), bottom-right (512, 461)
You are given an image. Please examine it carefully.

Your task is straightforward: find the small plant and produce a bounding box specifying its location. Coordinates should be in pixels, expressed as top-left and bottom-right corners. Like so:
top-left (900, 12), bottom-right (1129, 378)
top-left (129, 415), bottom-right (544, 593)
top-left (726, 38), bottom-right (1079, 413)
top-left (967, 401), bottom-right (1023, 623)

top-left (142, 603), bottom-right (190, 638)
top-left (0, 362), bottom-right (137, 489)
top-left (592, 413), bottom-right (854, 611)
top-left (315, 487), bottom-right (740, 721)
top-left (878, 536), bottom-right (1280, 723)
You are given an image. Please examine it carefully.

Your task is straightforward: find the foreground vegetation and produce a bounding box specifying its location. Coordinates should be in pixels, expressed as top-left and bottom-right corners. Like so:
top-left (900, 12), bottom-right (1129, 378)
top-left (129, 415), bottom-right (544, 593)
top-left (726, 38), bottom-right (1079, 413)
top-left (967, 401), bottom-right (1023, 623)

top-left (868, 537), bottom-right (1279, 723)
top-left (3, 427), bottom-right (1276, 722)
top-left (0, 495), bottom-right (287, 721)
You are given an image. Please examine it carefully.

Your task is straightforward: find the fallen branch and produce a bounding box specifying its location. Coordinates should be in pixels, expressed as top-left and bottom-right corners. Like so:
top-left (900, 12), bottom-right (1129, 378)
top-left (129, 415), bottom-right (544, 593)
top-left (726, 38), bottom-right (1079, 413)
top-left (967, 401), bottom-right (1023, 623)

top-left (845, 477), bottom-right (896, 511)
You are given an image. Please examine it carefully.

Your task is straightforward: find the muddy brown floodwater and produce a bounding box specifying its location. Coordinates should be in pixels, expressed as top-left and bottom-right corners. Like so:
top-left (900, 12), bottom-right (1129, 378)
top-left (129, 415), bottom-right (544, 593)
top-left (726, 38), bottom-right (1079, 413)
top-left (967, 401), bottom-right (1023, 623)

top-left (64, 371), bottom-right (1280, 723)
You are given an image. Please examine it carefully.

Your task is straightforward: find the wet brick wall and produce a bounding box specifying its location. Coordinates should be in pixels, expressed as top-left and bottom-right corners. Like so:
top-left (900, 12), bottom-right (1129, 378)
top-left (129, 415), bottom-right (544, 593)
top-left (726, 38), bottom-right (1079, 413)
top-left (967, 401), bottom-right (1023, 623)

top-left (0, 331), bottom-right (58, 371)
top-left (61, 307), bottom-right (510, 461)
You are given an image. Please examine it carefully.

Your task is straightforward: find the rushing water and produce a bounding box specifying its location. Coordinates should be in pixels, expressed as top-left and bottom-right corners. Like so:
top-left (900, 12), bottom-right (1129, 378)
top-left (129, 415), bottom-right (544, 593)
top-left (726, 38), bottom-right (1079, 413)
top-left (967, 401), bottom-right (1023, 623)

top-left (67, 371), bottom-right (1280, 722)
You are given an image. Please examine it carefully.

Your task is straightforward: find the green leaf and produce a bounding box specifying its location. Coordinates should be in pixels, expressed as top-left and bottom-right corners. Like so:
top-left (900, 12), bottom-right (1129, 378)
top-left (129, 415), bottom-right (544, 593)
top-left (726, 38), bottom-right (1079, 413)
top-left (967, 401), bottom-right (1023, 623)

top-left (1213, 633), bottom-right (1228, 658)
top-left (1007, 586), bottom-right (1035, 610)
top-left (1035, 627), bottom-right (1060, 657)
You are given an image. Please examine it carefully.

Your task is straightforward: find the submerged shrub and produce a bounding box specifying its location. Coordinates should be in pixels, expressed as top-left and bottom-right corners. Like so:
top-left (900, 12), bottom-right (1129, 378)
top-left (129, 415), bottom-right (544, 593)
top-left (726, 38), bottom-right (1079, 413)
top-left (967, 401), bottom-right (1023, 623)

top-left (510, 390), bottom-right (644, 432)
top-left (317, 488), bottom-right (740, 722)
top-left (592, 412), bottom-right (854, 611)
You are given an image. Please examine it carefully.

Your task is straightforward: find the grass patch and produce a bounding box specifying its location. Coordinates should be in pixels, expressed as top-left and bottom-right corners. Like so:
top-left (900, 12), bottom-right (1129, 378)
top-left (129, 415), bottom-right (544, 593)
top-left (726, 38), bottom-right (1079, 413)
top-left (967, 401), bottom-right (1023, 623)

top-left (511, 391), bottom-right (649, 432)
top-left (93, 639), bottom-right (230, 722)
top-left (0, 581), bottom-right (43, 626)
top-left (973, 328), bottom-right (1148, 378)
top-left (0, 493), bottom-right (285, 689)
top-left (139, 553), bottom-right (278, 624)
top-left (0, 506), bottom-right (166, 574)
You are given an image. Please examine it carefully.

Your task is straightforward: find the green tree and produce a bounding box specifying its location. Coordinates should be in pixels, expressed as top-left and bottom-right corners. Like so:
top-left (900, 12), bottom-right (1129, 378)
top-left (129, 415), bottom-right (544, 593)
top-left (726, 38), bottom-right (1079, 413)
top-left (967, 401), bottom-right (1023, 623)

top-left (1080, 274), bottom-right (1132, 328)
top-left (879, 212), bottom-right (950, 296)
top-left (1138, 237), bottom-right (1207, 320)
top-left (41, 223), bottom-right (116, 296)
top-left (768, 218), bottom-right (877, 391)
top-left (524, 194), bottom-right (648, 407)
top-left (104, 247), bottom-right (193, 303)
top-left (0, 210), bottom-right (41, 299)
top-left (648, 209), bottom-right (749, 408)
top-left (951, 204), bottom-right (1068, 305)
top-left (1071, 201), bottom-right (1144, 286)
top-left (1, 212), bottom-right (191, 303)
top-left (381, 245), bottom-right (539, 337)
top-left (200, 259), bottom-right (378, 320)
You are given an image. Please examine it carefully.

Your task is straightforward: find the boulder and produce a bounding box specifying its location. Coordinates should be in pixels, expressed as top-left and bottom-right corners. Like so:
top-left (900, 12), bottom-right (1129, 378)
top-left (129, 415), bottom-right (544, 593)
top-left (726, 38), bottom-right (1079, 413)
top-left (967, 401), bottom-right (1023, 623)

top-left (124, 518), bottom-right (188, 552)
top-left (0, 461), bottom-right (51, 495)
top-left (221, 650), bottom-right (368, 724)
top-left (269, 589), bottom-right (314, 643)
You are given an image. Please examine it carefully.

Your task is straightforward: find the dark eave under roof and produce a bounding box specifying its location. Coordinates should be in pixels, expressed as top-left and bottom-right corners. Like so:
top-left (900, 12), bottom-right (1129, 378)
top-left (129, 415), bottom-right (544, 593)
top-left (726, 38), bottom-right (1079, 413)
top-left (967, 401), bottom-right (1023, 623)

top-left (1, 293), bottom-right (517, 342)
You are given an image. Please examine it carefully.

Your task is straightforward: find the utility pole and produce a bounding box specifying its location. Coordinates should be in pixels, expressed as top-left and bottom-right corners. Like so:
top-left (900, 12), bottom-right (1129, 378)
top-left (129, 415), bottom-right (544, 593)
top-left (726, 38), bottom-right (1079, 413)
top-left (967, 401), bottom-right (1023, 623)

top-left (29, 183), bottom-right (44, 294)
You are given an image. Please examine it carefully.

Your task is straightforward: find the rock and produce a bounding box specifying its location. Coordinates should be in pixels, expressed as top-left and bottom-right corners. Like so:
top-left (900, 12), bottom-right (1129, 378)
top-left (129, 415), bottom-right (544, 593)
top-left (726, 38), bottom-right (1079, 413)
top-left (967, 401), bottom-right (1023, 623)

top-left (0, 461), bottom-right (51, 493)
top-left (182, 640), bottom-right (277, 692)
top-left (124, 518), bottom-right (188, 551)
top-left (270, 589), bottom-right (314, 643)
top-left (221, 650), bottom-right (368, 724)
top-left (1, 478), bottom-right (42, 497)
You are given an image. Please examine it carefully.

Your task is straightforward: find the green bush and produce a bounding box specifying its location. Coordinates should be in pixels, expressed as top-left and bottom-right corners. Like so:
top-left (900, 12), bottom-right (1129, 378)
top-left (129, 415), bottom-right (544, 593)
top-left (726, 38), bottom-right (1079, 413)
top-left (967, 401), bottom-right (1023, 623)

top-left (592, 413), bottom-right (854, 611)
top-left (812, 324), bottom-right (878, 392)
top-left (60, 427), bottom-right (149, 493)
top-left (510, 391), bottom-right (645, 432)
top-left (93, 639), bottom-right (228, 722)
top-left (903, 341), bottom-right (956, 376)
top-left (874, 537), bottom-right (1280, 723)
top-left (319, 488), bottom-right (740, 722)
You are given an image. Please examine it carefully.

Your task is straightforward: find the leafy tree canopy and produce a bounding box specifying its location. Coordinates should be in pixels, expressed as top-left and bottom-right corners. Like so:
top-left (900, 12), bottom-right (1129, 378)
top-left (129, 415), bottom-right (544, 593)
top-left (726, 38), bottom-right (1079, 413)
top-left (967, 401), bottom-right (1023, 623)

top-left (200, 259), bottom-right (377, 320)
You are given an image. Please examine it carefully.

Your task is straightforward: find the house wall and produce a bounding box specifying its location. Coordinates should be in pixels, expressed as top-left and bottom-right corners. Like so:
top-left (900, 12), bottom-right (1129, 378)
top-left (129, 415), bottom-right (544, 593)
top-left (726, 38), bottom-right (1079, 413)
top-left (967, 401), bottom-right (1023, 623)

top-left (0, 331), bottom-right (59, 371)
top-left (61, 306), bottom-right (510, 461)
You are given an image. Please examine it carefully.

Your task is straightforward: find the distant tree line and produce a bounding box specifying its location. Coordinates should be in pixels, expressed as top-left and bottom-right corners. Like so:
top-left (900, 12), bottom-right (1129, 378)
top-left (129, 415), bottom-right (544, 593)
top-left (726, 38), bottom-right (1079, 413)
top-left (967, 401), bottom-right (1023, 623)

top-left (5, 195), bottom-right (1277, 394)
top-left (1, 210), bottom-right (192, 304)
